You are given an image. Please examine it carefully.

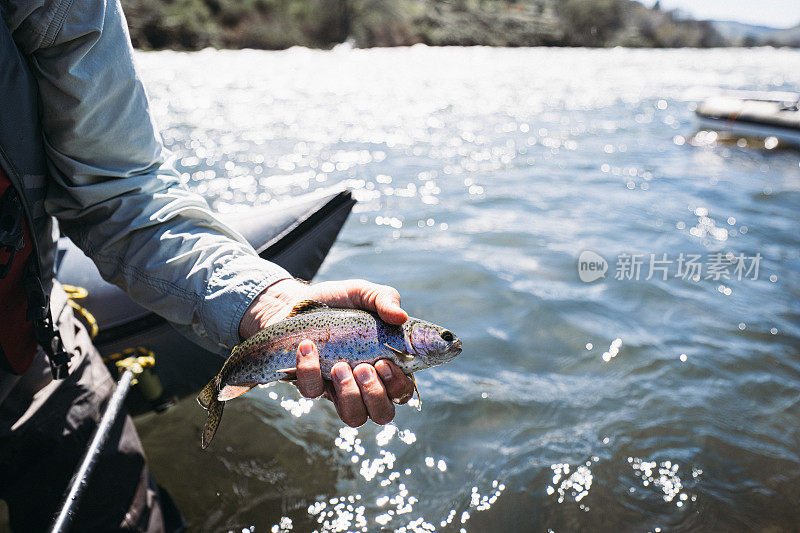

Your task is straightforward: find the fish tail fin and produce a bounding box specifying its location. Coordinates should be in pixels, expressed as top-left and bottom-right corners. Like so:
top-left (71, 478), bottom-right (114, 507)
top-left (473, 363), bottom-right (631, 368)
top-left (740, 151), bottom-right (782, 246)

top-left (197, 375), bottom-right (219, 410)
top-left (198, 374), bottom-right (224, 448)
top-left (201, 397), bottom-right (224, 450)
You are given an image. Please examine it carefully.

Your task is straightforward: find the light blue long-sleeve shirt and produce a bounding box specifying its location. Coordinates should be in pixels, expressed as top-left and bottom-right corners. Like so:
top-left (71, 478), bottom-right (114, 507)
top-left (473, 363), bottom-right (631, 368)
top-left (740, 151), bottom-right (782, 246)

top-left (1, 0), bottom-right (292, 353)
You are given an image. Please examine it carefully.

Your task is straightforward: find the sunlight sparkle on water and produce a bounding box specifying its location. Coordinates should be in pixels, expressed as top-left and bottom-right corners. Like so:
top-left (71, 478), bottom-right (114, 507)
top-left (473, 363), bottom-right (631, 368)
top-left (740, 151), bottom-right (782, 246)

top-left (688, 206), bottom-right (730, 242)
top-left (628, 457), bottom-right (694, 507)
top-left (279, 397), bottom-right (314, 417)
top-left (547, 459), bottom-right (597, 507)
top-left (296, 424), bottom-right (505, 532)
top-left (602, 338), bottom-right (623, 362)
top-left (270, 517), bottom-right (293, 533)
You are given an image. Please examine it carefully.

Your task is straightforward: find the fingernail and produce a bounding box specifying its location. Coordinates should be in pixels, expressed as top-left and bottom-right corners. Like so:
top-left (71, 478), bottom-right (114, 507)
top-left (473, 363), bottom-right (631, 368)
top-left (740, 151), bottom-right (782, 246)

top-left (353, 365), bottom-right (372, 382)
top-left (299, 341), bottom-right (313, 356)
top-left (332, 363), bottom-right (347, 381)
top-left (377, 362), bottom-right (392, 381)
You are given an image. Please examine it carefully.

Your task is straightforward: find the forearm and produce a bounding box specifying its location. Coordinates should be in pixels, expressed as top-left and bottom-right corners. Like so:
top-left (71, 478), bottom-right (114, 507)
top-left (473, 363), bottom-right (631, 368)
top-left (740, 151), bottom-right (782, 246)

top-left (48, 151), bottom-right (291, 351)
top-left (19, 0), bottom-right (291, 350)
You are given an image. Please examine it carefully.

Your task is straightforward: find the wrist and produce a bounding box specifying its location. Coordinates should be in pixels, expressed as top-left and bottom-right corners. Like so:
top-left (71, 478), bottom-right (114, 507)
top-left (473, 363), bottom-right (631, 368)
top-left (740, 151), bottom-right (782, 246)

top-left (238, 278), bottom-right (308, 339)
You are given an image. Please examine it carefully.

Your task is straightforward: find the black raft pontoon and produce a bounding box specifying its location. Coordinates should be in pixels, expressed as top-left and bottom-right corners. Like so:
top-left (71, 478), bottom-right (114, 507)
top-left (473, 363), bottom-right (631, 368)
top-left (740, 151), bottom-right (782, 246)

top-left (54, 188), bottom-right (355, 415)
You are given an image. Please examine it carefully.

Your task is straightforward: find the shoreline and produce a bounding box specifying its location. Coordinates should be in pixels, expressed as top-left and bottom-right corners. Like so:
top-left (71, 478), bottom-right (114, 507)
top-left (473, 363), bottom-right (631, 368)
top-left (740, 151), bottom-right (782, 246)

top-left (124, 0), bottom-right (771, 52)
top-left (133, 43), bottom-right (800, 52)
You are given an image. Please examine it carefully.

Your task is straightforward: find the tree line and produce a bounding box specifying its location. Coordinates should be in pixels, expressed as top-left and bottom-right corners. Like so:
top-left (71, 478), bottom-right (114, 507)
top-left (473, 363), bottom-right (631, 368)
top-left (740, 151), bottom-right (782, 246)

top-left (122, 0), bottom-right (733, 50)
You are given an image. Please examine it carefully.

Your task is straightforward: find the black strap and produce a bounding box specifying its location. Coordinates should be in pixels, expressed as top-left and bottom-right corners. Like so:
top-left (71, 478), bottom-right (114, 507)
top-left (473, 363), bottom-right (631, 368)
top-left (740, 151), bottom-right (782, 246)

top-left (0, 170), bottom-right (70, 380)
top-left (23, 259), bottom-right (70, 379)
top-left (0, 185), bottom-right (25, 278)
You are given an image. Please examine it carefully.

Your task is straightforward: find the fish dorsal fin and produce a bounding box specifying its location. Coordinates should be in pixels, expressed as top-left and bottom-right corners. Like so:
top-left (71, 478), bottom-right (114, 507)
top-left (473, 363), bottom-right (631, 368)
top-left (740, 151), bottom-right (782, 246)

top-left (287, 300), bottom-right (329, 318)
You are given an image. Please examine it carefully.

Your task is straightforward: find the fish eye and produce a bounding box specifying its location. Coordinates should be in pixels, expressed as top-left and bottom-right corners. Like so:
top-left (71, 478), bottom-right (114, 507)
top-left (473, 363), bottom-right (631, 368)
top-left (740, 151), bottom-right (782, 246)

top-left (441, 330), bottom-right (454, 342)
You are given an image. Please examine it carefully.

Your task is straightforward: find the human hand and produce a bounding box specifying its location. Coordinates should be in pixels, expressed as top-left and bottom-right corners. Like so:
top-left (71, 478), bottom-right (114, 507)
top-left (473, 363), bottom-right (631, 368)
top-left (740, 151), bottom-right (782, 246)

top-left (239, 278), bottom-right (416, 426)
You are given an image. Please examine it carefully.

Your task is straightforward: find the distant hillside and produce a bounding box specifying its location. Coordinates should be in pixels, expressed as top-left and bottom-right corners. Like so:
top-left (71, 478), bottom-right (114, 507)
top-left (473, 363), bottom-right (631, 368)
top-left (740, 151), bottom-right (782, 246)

top-left (122, 0), bottom-right (727, 50)
top-left (712, 21), bottom-right (777, 42)
top-left (712, 20), bottom-right (800, 47)
top-left (764, 24), bottom-right (800, 47)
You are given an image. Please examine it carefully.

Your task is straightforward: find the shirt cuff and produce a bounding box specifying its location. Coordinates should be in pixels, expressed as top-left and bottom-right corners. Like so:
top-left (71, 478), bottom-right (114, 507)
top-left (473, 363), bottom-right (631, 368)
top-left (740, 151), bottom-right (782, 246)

top-left (203, 254), bottom-right (292, 351)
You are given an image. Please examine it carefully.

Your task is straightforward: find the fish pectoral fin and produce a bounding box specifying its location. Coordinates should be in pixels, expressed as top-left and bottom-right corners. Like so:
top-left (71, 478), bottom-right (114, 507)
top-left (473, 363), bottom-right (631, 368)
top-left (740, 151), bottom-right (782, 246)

top-left (277, 367), bottom-right (297, 382)
top-left (217, 384), bottom-right (256, 401)
top-left (383, 343), bottom-right (415, 361)
top-left (287, 300), bottom-right (329, 318)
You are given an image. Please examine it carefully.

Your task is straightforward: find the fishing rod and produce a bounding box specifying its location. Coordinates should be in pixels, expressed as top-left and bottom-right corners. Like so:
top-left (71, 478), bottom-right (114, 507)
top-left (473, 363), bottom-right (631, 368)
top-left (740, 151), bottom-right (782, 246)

top-left (49, 356), bottom-right (154, 533)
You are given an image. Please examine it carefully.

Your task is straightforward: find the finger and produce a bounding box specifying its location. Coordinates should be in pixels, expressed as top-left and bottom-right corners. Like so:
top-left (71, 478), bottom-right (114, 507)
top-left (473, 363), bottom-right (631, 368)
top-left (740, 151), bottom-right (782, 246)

top-left (374, 360), bottom-right (415, 404)
top-left (353, 364), bottom-right (395, 425)
top-left (375, 286), bottom-right (408, 325)
top-left (296, 340), bottom-right (324, 398)
top-left (331, 362), bottom-right (368, 427)
top-left (348, 281), bottom-right (408, 325)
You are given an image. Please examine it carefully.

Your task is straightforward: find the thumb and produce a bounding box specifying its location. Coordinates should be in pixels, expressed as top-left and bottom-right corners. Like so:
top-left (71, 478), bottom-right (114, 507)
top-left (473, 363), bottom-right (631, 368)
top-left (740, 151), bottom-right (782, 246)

top-left (375, 286), bottom-right (408, 325)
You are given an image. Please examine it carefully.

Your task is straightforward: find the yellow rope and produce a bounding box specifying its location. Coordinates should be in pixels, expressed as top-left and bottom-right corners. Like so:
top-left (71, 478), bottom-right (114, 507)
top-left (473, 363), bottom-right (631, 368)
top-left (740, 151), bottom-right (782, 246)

top-left (105, 345), bottom-right (155, 362)
top-left (61, 285), bottom-right (160, 391)
top-left (61, 284), bottom-right (99, 339)
top-left (108, 347), bottom-right (156, 385)
top-left (114, 355), bottom-right (155, 385)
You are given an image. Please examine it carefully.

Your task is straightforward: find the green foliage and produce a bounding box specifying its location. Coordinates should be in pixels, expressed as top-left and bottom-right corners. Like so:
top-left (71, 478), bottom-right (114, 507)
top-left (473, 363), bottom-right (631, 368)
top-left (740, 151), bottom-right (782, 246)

top-left (347, 0), bottom-right (420, 47)
top-left (558, 0), bottom-right (623, 46)
top-left (414, 1), bottom-right (563, 47)
top-left (121, 0), bottom-right (731, 50)
top-left (124, 0), bottom-right (354, 50)
top-left (125, 0), bottom-right (217, 49)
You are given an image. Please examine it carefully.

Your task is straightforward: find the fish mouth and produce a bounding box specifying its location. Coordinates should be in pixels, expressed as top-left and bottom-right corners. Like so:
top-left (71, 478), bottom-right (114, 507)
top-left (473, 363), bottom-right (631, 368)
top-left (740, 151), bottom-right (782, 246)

top-left (448, 339), bottom-right (463, 355)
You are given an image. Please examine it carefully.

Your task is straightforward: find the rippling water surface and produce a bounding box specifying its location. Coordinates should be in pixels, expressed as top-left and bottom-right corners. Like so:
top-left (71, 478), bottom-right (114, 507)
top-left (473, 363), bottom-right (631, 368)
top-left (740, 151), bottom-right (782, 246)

top-left (133, 46), bottom-right (800, 531)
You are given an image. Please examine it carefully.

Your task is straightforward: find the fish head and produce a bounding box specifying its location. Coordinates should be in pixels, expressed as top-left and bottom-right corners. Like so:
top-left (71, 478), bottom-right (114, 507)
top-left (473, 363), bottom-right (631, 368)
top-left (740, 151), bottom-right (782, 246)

top-left (401, 318), bottom-right (462, 370)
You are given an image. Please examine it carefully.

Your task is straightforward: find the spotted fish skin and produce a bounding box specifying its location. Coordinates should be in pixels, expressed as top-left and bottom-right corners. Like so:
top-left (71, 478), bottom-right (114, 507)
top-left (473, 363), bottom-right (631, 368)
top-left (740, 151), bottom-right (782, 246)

top-left (197, 301), bottom-right (462, 449)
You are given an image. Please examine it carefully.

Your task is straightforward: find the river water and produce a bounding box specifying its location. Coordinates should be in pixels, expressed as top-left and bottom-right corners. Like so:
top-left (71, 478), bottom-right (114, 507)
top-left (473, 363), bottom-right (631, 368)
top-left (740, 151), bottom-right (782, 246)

top-left (132, 46), bottom-right (800, 532)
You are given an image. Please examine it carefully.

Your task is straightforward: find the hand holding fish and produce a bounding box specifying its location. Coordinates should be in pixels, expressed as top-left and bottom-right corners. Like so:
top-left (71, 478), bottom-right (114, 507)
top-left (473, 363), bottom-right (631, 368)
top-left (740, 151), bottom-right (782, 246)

top-left (197, 278), bottom-right (462, 449)
top-left (239, 278), bottom-right (416, 425)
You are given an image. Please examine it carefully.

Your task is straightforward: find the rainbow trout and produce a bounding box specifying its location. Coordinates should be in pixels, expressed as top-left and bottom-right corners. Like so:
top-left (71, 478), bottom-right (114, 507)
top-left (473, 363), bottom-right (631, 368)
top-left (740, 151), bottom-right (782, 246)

top-left (197, 300), bottom-right (462, 448)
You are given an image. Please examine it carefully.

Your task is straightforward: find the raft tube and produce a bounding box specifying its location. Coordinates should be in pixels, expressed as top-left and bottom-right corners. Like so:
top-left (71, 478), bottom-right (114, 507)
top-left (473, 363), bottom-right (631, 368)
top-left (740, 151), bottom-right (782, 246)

top-left (55, 187), bottom-right (356, 415)
top-left (695, 94), bottom-right (800, 146)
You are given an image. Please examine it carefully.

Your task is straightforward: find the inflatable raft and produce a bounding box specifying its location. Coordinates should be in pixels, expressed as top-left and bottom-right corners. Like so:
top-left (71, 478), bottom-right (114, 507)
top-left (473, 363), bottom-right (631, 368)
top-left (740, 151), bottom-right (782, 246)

top-left (55, 188), bottom-right (356, 415)
top-left (695, 93), bottom-right (800, 146)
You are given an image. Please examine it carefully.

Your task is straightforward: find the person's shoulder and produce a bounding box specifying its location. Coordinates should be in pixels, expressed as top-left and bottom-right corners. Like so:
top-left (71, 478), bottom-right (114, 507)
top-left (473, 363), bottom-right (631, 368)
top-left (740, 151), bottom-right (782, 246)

top-left (2, 0), bottom-right (106, 54)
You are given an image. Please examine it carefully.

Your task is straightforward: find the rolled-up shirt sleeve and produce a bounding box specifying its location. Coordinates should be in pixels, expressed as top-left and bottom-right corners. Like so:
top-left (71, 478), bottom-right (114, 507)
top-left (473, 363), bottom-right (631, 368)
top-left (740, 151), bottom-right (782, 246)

top-left (22, 0), bottom-right (291, 351)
